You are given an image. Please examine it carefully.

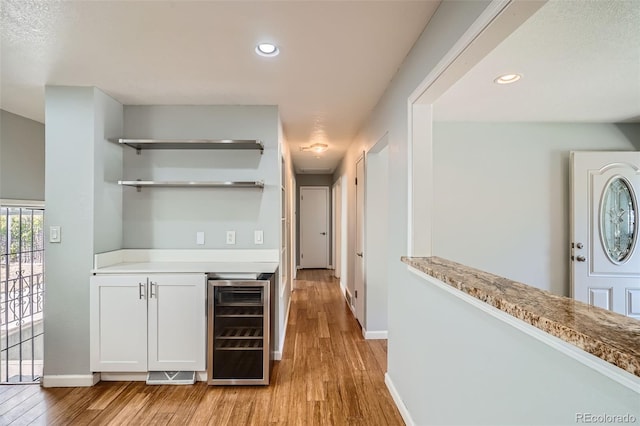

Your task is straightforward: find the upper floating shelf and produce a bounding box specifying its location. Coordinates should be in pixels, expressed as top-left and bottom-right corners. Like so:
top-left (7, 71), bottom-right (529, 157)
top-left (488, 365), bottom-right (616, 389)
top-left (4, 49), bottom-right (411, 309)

top-left (111, 138), bottom-right (264, 154)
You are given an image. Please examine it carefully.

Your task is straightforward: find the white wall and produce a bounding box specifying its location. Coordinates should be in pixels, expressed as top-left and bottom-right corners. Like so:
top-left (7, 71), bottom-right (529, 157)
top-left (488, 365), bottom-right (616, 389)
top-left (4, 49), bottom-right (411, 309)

top-left (335, 1), bottom-right (639, 424)
top-left (394, 270), bottom-right (640, 425)
top-left (122, 105), bottom-right (279, 250)
top-left (44, 86), bottom-right (123, 377)
top-left (0, 110), bottom-right (45, 201)
top-left (94, 91), bottom-right (125, 254)
top-left (364, 143), bottom-right (389, 335)
top-left (44, 97), bottom-right (289, 376)
top-left (334, 0), bottom-right (494, 307)
top-left (432, 122), bottom-right (638, 296)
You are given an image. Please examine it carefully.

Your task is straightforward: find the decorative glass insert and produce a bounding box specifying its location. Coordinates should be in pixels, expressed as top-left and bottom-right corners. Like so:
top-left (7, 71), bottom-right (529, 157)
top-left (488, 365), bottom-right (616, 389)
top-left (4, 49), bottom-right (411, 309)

top-left (600, 177), bottom-right (637, 263)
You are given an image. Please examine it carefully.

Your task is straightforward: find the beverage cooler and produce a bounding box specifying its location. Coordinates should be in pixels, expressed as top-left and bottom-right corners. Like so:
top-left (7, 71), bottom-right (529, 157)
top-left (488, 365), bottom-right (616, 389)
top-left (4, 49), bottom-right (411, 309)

top-left (207, 273), bottom-right (275, 385)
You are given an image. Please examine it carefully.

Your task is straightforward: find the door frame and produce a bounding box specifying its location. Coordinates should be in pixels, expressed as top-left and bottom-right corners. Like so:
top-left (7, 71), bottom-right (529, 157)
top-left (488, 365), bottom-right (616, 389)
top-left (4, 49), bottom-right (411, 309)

top-left (332, 179), bottom-right (341, 278)
top-left (363, 135), bottom-right (390, 339)
top-left (354, 154), bottom-right (366, 325)
top-left (299, 186), bottom-right (330, 269)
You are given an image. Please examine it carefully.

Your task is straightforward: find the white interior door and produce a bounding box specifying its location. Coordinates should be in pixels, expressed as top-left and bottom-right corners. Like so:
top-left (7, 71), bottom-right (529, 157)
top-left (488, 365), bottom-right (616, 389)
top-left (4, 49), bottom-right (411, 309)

top-left (355, 156), bottom-right (365, 326)
top-left (571, 151), bottom-right (640, 317)
top-left (300, 187), bottom-right (329, 268)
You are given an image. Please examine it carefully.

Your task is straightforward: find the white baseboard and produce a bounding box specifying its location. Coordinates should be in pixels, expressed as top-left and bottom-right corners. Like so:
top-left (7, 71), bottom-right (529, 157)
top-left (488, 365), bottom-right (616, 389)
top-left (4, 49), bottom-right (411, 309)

top-left (363, 330), bottom-right (388, 340)
top-left (100, 372), bottom-right (147, 382)
top-left (385, 373), bottom-right (415, 426)
top-left (100, 372), bottom-right (208, 382)
top-left (41, 373), bottom-right (100, 388)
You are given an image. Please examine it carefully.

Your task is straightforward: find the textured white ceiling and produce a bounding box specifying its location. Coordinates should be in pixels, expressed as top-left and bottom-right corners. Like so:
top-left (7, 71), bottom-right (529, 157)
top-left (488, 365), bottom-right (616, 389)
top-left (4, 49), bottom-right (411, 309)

top-left (434, 0), bottom-right (640, 123)
top-left (0, 0), bottom-right (440, 173)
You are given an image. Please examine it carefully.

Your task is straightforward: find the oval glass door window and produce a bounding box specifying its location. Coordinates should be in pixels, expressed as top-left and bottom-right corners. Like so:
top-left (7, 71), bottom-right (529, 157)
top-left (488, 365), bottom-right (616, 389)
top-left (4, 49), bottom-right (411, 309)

top-left (600, 176), bottom-right (637, 263)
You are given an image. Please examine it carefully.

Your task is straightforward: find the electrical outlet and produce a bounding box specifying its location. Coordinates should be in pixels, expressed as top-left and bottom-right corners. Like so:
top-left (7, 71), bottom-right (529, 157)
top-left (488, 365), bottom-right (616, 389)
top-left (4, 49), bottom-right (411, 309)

top-left (254, 230), bottom-right (263, 245)
top-left (226, 231), bottom-right (236, 245)
top-left (196, 231), bottom-right (205, 245)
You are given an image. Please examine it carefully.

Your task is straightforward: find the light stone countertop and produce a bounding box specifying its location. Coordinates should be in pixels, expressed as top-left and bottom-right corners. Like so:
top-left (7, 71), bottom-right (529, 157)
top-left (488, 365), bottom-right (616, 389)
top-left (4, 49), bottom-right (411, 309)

top-left (91, 249), bottom-right (280, 275)
top-left (92, 261), bottom-right (279, 274)
top-left (402, 256), bottom-right (640, 378)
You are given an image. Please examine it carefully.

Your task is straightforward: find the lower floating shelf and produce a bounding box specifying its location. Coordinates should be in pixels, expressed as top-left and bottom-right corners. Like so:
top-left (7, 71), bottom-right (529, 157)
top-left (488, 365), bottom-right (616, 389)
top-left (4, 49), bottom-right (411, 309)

top-left (118, 180), bottom-right (264, 191)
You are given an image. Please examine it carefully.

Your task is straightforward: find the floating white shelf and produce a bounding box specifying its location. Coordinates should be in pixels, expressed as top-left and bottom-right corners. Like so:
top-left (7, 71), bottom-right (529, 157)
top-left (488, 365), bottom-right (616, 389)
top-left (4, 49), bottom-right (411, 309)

top-left (118, 180), bottom-right (265, 192)
top-left (110, 138), bottom-right (264, 154)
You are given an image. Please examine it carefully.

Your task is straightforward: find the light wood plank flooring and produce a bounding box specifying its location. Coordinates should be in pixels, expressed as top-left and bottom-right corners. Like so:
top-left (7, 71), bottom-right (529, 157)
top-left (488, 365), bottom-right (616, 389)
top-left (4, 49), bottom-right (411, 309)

top-left (0, 269), bottom-right (403, 425)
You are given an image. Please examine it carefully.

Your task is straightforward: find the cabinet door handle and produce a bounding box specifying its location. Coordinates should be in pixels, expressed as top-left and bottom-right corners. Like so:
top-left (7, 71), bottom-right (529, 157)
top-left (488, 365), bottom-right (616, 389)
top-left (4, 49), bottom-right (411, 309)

top-left (139, 282), bottom-right (145, 299)
top-left (150, 281), bottom-right (156, 299)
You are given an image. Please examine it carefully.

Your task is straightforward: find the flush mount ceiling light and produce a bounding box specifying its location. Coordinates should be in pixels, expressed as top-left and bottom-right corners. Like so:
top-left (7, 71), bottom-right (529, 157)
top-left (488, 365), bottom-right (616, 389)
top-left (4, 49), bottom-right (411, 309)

top-left (494, 73), bottom-right (522, 85)
top-left (255, 43), bottom-right (279, 57)
top-left (300, 143), bottom-right (328, 153)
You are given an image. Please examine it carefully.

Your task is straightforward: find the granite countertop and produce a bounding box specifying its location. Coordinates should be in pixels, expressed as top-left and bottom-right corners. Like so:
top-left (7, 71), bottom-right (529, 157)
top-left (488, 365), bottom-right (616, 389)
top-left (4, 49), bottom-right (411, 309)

top-left (402, 256), bottom-right (640, 378)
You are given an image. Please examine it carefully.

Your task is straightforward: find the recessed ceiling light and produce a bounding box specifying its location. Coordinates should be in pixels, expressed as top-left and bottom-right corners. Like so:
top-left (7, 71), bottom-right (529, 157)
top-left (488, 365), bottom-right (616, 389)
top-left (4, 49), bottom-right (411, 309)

top-left (256, 43), bottom-right (279, 57)
top-left (494, 73), bottom-right (522, 85)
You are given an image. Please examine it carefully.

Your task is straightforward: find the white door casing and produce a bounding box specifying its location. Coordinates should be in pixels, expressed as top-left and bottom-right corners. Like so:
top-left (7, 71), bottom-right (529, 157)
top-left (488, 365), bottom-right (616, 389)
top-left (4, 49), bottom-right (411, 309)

top-left (300, 186), bottom-right (329, 268)
top-left (355, 155), bottom-right (365, 326)
top-left (571, 151), bottom-right (640, 317)
top-left (333, 177), bottom-right (343, 280)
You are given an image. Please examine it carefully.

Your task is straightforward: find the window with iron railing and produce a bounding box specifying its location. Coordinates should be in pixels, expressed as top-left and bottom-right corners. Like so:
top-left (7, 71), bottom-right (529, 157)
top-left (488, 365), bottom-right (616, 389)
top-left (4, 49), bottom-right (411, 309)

top-left (1, 206), bottom-right (45, 383)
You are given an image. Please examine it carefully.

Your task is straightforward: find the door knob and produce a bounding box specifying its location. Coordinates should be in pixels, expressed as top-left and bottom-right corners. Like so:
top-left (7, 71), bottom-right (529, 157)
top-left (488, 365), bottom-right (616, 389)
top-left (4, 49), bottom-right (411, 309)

top-left (356, 252), bottom-right (363, 257)
top-left (321, 232), bottom-right (326, 235)
top-left (576, 255), bottom-right (586, 262)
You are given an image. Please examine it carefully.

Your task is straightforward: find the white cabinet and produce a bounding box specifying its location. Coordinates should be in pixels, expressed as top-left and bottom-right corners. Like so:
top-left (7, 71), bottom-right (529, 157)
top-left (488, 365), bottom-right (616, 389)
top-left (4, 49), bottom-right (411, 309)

top-left (90, 275), bottom-right (147, 372)
top-left (147, 274), bottom-right (206, 371)
top-left (90, 273), bottom-right (206, 372)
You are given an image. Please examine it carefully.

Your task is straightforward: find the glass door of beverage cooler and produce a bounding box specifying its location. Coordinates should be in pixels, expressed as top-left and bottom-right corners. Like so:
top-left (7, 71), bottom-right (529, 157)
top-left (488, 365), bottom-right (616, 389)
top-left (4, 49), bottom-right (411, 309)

top-left (208, 279), bottom-right (270, 385)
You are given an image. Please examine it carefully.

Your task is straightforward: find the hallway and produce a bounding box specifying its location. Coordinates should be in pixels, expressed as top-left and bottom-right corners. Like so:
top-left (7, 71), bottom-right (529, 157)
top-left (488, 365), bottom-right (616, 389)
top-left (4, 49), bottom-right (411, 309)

top-left (0, 269), bottom-right (403, 425)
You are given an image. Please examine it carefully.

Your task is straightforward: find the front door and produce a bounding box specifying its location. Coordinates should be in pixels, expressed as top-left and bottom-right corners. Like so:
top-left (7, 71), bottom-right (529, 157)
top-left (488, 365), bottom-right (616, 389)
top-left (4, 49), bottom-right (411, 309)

top-left (571, 151), bottom-right (640, 318)
top-left (300, 187), bottom-right (329, 269)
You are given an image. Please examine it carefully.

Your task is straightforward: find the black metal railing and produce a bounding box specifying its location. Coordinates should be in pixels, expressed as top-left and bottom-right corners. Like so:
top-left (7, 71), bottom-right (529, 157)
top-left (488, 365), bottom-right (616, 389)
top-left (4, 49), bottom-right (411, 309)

top-left (2, 271), bottom-right (44, 326)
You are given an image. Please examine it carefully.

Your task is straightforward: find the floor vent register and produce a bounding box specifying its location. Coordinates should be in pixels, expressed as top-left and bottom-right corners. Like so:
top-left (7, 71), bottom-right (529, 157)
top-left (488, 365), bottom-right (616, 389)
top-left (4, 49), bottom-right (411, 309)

top-left (146, 371), bottom-right (195, 385)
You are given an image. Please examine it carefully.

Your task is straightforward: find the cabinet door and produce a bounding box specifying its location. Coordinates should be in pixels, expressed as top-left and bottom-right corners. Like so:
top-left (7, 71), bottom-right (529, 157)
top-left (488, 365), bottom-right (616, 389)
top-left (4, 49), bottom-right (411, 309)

top-left (147, 274), bottom-right (206, 371)
top-left (90, 275), bottom-right (148, 372)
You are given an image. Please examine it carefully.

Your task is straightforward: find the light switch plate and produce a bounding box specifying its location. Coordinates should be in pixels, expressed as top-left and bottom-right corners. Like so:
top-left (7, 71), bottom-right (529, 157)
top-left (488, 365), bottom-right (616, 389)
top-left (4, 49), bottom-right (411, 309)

top-left (226, 231), bottom-right (236, 245)
top-left (50, 226), bottom-right (61, 243)
top-left (196, 231), bottom-right (205, 245)
top-left (254, 230), bottom-right (264, 245)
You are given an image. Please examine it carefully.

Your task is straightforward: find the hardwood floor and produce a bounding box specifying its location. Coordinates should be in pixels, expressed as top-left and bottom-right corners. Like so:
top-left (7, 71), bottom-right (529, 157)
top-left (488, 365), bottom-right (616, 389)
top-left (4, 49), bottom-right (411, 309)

top-left (0, 270), bottom-right (403, 425)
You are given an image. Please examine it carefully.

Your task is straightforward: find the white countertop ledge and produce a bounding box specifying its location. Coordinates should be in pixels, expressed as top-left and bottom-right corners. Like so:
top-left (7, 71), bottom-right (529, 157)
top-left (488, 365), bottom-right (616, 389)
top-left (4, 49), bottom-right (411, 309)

top-left (92, 249), bottom-right (279, 274)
